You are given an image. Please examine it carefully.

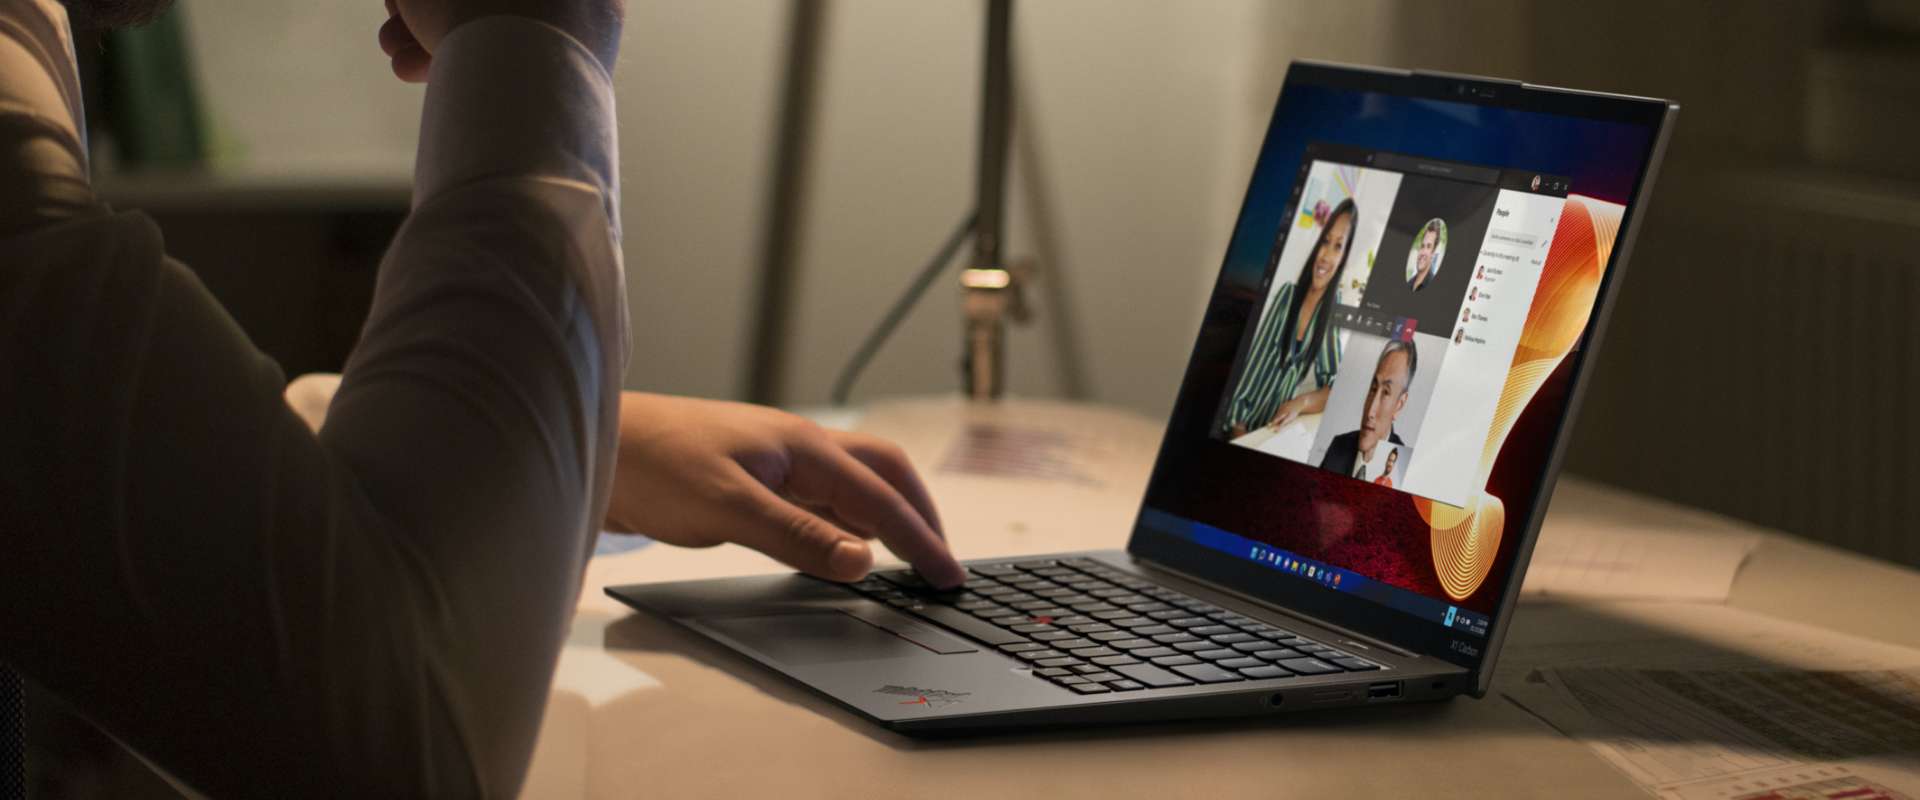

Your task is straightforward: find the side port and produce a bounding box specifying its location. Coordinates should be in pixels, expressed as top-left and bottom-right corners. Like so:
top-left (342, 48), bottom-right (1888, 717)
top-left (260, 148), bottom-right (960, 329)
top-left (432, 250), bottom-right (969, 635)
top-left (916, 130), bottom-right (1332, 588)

top-left (1366, 681), bottom-right (1403, 702)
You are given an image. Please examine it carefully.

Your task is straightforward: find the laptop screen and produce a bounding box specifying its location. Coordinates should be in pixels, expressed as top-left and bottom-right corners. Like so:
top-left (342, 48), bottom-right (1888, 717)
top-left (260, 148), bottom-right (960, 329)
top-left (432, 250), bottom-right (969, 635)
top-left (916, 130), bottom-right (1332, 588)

top-left (1132, 64), bottom-right (1670, 667)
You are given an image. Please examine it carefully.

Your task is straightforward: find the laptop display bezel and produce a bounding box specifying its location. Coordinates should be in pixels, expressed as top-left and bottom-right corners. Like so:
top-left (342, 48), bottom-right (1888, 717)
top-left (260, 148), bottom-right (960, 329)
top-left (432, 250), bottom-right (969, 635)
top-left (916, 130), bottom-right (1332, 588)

top-left (1124, 61), bottom-right (1675, 690)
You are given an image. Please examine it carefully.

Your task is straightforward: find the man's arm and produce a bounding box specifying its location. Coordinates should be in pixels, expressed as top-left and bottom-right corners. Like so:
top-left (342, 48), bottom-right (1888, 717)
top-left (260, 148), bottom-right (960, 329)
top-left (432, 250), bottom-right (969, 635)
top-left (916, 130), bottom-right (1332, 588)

top-left (0, 13), bottom-right (623, 797)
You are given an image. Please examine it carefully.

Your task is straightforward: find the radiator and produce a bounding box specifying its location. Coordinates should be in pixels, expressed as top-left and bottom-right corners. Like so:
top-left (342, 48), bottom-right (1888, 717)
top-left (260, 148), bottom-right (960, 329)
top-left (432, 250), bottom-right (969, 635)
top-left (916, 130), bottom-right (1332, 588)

top-left (1565, 165), bottom-right (1920, 569)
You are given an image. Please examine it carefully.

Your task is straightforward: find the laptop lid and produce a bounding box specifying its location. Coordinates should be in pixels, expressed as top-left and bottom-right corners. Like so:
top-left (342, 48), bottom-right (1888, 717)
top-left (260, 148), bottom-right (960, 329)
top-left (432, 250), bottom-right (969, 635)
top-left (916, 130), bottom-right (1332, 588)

top-left (1126, 62), bottom-right (1675, 694)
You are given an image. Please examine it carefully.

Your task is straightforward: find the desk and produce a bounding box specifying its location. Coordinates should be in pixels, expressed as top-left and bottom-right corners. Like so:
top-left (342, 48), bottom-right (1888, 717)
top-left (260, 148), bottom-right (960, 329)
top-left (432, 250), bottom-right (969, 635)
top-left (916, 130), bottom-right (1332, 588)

top-left (525, 397), bottom-right (1920, 799)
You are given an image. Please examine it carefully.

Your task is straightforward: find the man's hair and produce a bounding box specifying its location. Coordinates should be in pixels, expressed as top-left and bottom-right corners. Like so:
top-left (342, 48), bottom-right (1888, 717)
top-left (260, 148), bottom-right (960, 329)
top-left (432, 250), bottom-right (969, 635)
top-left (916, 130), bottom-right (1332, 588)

top-left (60, 0), bottom-right (177, 30)
top-left (1420, 220), bottom-right (1442, 245)
top-left (1379, 339), bottom-right (1418, 395)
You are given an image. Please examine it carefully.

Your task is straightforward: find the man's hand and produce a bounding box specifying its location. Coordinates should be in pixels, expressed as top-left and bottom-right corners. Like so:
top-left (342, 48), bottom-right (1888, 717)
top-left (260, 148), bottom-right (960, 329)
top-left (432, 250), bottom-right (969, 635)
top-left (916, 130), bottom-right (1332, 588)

top-left (378, 0), bottom-right (624, 83)
top-left (604, 393), bottom-right (966, 588)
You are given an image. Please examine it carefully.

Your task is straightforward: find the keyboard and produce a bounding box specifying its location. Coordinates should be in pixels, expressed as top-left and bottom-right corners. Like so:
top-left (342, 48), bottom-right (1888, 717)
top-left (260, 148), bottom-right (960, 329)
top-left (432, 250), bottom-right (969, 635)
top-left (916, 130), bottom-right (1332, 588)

top-left (842, 557), bottom-right (1383, 695)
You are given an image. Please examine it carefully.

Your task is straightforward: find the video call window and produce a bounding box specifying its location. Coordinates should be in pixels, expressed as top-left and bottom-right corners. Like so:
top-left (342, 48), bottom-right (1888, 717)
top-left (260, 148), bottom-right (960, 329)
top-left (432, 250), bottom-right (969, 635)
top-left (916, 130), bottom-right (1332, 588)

top-left (1214, 143), bottom-right (1568, 508)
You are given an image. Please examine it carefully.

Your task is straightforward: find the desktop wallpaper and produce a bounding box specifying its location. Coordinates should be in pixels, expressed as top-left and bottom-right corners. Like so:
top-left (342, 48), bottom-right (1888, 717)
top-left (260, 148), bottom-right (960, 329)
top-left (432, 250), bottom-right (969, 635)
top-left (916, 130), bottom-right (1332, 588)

top-left (1145, 81), bottom-right (1656, 615)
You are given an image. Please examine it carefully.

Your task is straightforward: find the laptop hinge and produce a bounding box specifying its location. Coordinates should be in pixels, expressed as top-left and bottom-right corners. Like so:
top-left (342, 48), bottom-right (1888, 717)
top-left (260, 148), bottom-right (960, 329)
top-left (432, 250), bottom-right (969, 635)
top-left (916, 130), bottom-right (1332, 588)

top-left (1126, 555), bottom-right (1424, 660)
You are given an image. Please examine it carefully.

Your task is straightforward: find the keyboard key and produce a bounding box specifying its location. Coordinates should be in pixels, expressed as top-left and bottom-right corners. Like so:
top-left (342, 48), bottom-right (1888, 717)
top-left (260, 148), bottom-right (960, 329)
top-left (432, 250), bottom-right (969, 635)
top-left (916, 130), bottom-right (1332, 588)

top-left (1108, 639), bottom-right (1157, 651)
top-left (876, 570), bottom-right (931, 589)
top-left (1050, 615), bottom-right (1095, 627)
top-left (1252, 649), bottom-right (1299, 661)
top-left (1068, 623), bottom-right (1116, 635)
top-left (1133, 625), bottom-right (1177, 637)
top-left (1088, 631), bottom-right (1135, 642)
top-left (1032, 630), bottom-right (1078, 642)
top-left (1035, 657), bottom-right (1083, 668)
top-left (1072, 664), bottom-right (1105, 674)
top-left (1193, 649), bottom-right (1238, 661)
top-left (1332, 657), bottom-right (1380, 671)
top-left (1066, 646), bottom-right (1120, 659)
top-left (973, 585), bottom-right (1018, 597)
top-left (1107, 680), bottom-right (1147, 692)
top-left (1150, 655), bottom-right (1200, 667)
top-left (970, 564), bottom-right (1023, 578)
top-left (1191, 625), bottom-right (1236, 637)
top-left (1240, 666), bottom-right (1291, 679)
top-left (1090, 610), bottom-right (1136, 621)
top-left (1278, 658), bottom-right (1341, 675)
top-left (1055, 676), bottom-right (1088, 685)
top-left (1150, 632), bottom-right (1199, 644)
top-left (1011, 623), bottom-right (1054, 634)
top-left (1012, 560), bottom-right (1059, 571)
top-left (1033, 668), bottom-right (1072, 678)
top-left (1091, 654), bottom-right (1142, 667)
top-left (1212, 632), bottom-right (1257, 644)
top-left (1113, 663), bottom-right (1195, 688)
top-left (999, 642), bottom-right (1046, 653)
top-left (1231, 641), bottom-right (1276, 654)
top-left (1067, 682), bottom-right (1111, 694)
top-left (1167, 617), bottom-right (1210, 629)
top-left (1217, 657), bottom-right (1263, 670)
top-left (1146, 609), bottom-right (1188, 621)
top-left (1109, 617), bottom-right (1155, 628)
top-left (1171, 663), bottom-right (1243, 684)
top-left (1079, 671), bottom-right (1122, 683)
top-left (1124, 602), bottom-right (1173, 613)
top-left (1046, 638), bottom-right (1095, 651)
top-left (1014, 649), bottom-right (1064, 661)
top-left (1171, 641), bottom-right (1215, 652)
top-left (1032, 567), bottom-right (1078, 579)
top-left (1133, 646), bottom-right (1177, 659)
top-left (1060, 557), bottom-right (1105, 568)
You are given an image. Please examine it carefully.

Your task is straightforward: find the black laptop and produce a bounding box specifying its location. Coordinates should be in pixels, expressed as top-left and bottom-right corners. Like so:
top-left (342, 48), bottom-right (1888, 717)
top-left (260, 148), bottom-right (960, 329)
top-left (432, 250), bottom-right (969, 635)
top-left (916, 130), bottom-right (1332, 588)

top-left (609, 62), bottom-right (1676, 733)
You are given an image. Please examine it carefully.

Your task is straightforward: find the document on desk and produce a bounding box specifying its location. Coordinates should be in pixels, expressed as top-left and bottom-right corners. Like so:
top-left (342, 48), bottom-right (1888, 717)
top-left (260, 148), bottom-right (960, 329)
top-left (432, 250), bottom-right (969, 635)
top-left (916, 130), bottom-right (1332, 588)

top-left (1500, 603), bottom-right (1920, 800)
top-left (1523, 481), bottom-right (1762, 603)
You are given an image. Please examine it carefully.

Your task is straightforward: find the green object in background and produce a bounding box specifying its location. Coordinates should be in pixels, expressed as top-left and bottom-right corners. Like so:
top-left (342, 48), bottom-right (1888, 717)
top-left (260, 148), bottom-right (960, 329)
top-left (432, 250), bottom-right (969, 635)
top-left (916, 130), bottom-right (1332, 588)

top-left (103, 2), bottom-right (207, 169)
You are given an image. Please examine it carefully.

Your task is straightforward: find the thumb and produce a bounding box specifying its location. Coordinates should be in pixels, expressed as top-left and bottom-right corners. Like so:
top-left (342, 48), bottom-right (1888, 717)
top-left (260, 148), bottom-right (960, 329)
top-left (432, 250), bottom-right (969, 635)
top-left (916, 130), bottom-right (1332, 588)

top-left (728, 469), bottom-right (874, 582)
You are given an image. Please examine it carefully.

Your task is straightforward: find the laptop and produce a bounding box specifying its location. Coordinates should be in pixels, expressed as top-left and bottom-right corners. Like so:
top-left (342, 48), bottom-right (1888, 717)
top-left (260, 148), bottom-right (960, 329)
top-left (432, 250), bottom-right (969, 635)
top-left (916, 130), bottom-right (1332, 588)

top-left (608, 62), bottom-right (1676, 733)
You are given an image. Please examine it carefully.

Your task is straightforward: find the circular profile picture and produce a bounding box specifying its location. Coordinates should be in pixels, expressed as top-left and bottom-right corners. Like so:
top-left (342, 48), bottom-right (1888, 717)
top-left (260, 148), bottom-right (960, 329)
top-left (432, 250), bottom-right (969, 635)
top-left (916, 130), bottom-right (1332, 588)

top-left (1530, 174), bottom-right (1542, 192)
top-left (1405, 218), bottom-right (1448, 292)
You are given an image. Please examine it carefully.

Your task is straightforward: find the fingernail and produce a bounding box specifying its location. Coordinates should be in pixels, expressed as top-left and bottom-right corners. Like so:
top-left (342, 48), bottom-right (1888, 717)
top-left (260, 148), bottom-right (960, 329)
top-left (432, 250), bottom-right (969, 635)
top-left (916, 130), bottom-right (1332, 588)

top-left (829, 541), bottom-right (872, 579)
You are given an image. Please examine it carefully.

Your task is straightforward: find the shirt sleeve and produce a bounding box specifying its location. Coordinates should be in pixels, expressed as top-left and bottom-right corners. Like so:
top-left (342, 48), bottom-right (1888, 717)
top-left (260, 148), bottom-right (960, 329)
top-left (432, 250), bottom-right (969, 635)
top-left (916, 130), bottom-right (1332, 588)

top-left (0, 15), bottom-right (625, 799)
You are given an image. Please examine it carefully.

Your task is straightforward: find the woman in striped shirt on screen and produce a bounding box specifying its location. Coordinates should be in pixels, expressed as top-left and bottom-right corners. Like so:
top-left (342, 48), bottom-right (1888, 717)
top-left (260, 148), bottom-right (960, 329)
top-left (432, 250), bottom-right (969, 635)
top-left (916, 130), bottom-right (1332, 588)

top-left (1222, 198), bottom-right (1357, 438)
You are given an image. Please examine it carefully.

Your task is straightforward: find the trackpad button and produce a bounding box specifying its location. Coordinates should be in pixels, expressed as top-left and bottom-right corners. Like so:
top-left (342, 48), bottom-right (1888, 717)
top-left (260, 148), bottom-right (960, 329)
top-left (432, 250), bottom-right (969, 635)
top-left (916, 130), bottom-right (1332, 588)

top-left (702, 612), bottom-right (934, 666)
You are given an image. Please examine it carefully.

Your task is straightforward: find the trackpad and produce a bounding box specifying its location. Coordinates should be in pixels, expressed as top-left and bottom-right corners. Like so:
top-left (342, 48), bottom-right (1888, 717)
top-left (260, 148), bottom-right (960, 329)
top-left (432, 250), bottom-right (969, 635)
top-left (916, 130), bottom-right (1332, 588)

top-left (702, 612), bottom-right (935, 666)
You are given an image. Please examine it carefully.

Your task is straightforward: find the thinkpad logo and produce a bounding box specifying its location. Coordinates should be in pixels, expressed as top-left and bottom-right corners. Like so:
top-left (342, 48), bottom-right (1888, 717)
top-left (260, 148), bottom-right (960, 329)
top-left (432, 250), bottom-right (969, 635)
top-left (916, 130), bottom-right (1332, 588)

top-left (875, 685), bottom-right (972, 709)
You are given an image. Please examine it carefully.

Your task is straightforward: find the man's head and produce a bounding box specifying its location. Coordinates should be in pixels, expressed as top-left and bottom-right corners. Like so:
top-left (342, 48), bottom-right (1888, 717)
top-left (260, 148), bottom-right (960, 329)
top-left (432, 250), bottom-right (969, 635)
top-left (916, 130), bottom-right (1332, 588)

top-left (1413, 222), bottom-right (1441, 285)
top-left (1384, 448), bottom-right (1399, 471)
top-left (1359, 339), bottom-right (1417, 453)
top-left (59, 0), bottom-right (175, 30)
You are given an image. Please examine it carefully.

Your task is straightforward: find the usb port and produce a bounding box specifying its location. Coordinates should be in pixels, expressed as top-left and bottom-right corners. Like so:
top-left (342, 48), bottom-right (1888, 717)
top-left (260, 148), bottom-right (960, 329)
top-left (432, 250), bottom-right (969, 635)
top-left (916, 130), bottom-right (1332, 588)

top-left (1366, 682), bottom-right (1402, 701)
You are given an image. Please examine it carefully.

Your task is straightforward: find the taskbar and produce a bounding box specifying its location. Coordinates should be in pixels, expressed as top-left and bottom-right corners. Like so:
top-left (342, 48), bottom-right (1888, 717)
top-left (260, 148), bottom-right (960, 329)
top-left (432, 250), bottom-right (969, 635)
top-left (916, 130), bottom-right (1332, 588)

top-left (1139, 508), bottom-right (1491, 638)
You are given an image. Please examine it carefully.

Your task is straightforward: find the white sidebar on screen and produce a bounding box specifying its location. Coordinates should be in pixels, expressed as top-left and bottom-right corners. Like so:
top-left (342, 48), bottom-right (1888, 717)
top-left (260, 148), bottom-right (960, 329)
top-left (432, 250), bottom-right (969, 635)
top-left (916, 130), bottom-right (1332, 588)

top-left (1401, 189), bottom-right (1565, 506)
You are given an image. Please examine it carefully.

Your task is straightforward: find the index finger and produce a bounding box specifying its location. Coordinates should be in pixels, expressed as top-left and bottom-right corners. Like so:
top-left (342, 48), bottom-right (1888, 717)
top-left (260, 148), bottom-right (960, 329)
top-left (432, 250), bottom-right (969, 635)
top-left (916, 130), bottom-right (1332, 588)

top-left (786, 438), bottom-right (965, 588)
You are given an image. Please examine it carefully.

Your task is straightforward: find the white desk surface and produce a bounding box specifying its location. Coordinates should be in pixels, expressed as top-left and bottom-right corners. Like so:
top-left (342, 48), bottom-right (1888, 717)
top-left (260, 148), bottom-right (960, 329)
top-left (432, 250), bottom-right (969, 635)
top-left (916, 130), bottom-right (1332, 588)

top-left (523, 397), bottom-right (1920, 799)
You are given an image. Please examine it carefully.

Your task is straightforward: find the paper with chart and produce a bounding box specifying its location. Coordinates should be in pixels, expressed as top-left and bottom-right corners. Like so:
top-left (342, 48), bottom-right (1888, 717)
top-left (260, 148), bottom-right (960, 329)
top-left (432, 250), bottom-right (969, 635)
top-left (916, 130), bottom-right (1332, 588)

top-left (1522, 480), bottom-right (1763, 602)
top-left (1500, 603), bottom-right (1920, 800)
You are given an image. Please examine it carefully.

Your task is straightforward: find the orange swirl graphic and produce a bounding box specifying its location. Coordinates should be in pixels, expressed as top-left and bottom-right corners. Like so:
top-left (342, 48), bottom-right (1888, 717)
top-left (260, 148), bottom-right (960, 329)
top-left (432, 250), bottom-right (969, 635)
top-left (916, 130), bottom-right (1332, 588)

top-left (1418, 196), bottom-right (1622, 600)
